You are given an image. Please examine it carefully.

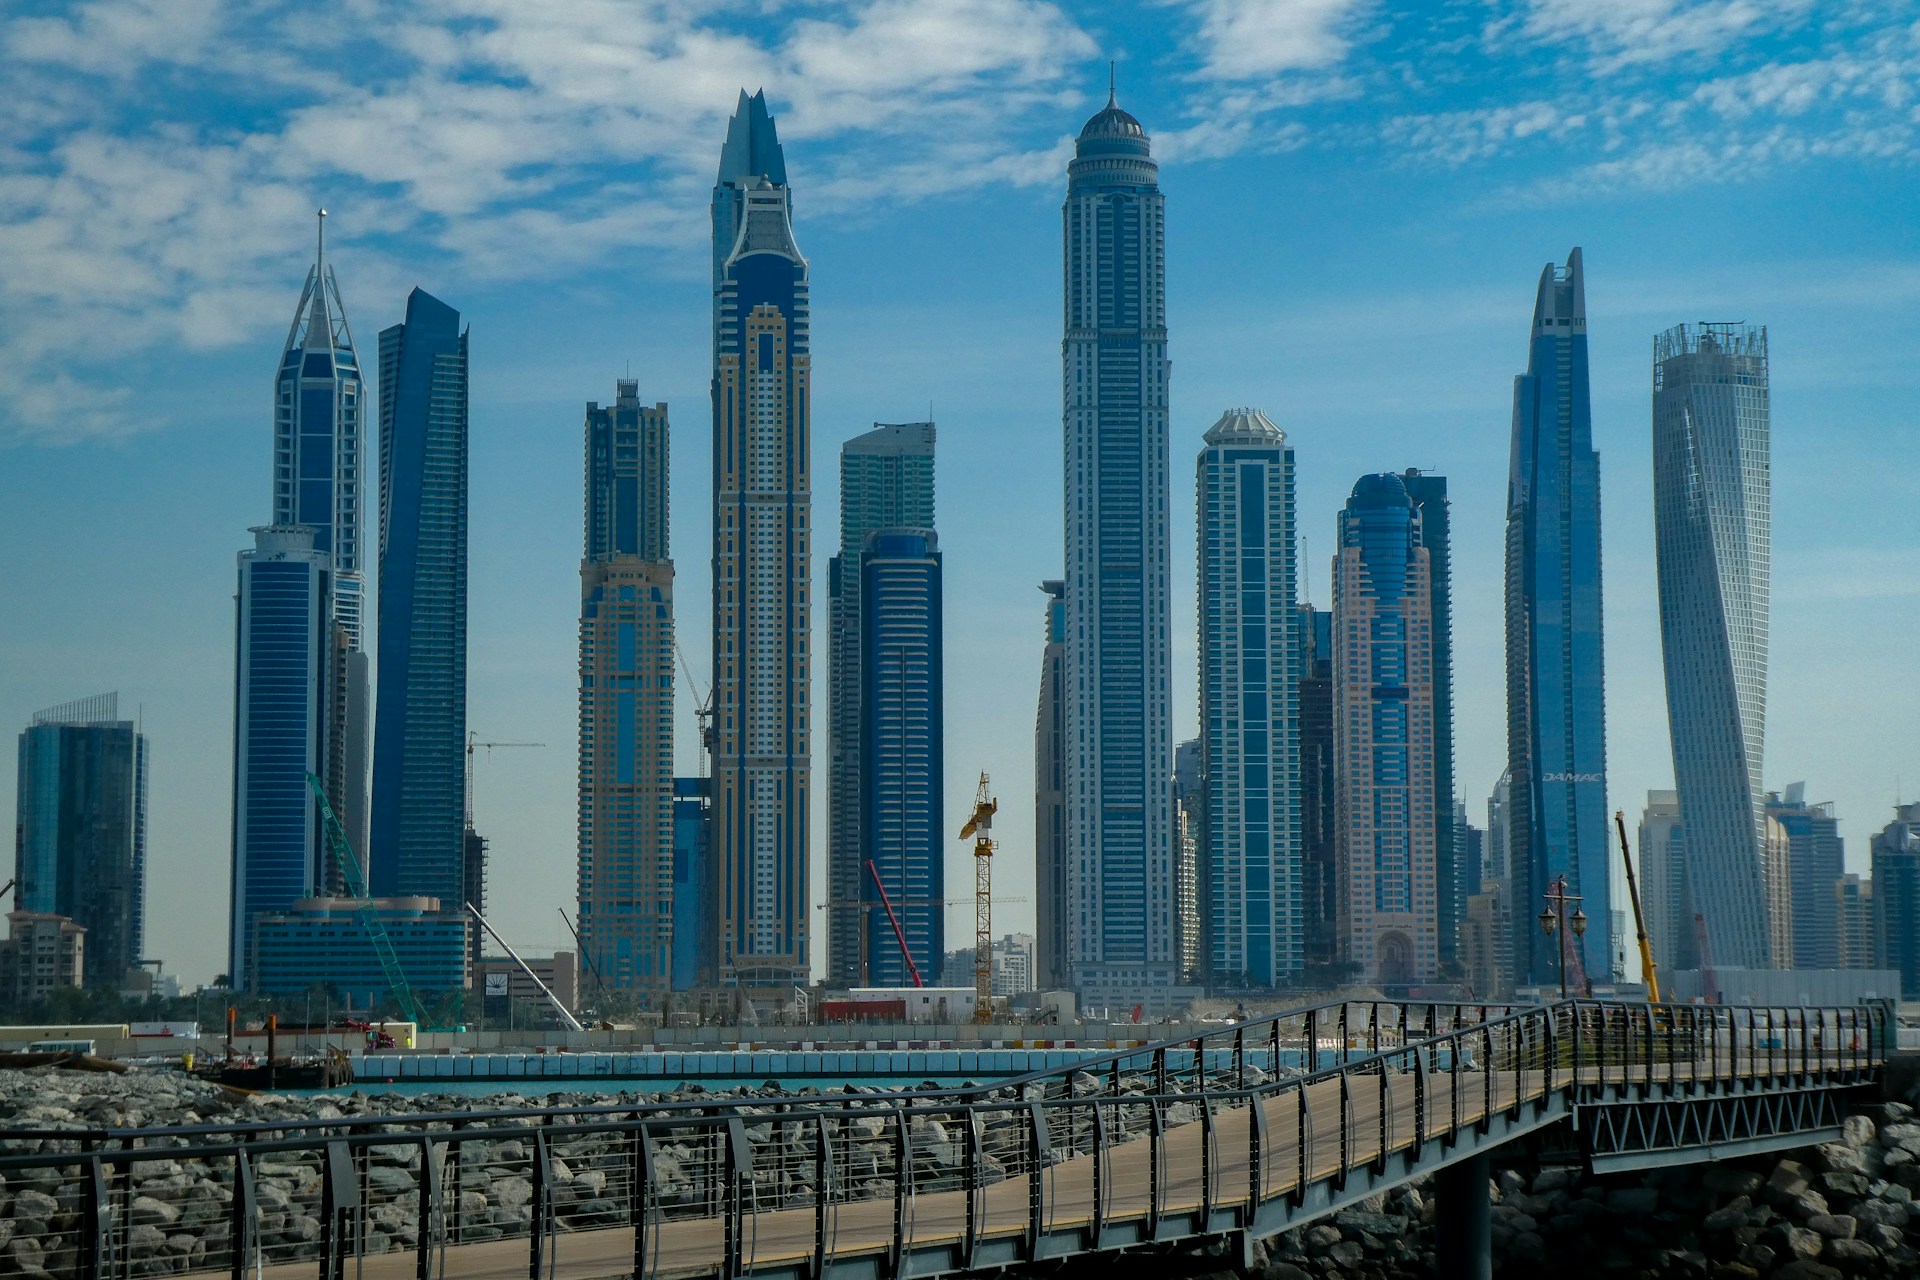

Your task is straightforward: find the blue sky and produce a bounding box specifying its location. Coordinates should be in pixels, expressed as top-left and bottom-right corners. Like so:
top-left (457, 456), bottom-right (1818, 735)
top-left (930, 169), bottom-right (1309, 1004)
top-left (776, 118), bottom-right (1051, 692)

top-left (2, 0), bottom-right (1916, 986)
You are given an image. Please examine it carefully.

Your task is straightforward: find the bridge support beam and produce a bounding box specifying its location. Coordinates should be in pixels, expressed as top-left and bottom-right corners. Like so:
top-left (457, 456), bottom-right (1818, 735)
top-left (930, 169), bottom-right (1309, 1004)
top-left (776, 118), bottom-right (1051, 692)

top-left (1435, 1153), bottom-right (1491, 1280)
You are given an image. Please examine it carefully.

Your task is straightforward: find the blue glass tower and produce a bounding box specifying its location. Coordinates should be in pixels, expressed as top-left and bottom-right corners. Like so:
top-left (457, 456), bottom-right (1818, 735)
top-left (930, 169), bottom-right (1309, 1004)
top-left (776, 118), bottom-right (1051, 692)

top-left (671, 777), bottom-right (713, 990)
top-left (1504, 249), bottom-right (1611, 987)
top-left (1034, 580), bottom-right (1068, 991)
top-left (1398, 471), bottom-right (1458, 969)
top-left (229, 527), bottom-right (330, 987)
top-left (17, 694), bottom-right (148, 990)
top-left (1195, 408), bottom-right (1300, 988)
top-left (1334, 475), bottom-right (1440, 984)
top-left (370, 289), bottom-right (469, 907)
top-left (1654, 322), bottom-right (1772, 969)
top-left (1062, 88), bottom-right (1176, 1010)
top-left (829, 423), bottom-right (936, 986)
top-left (859, 530), bottom-right (944, 988)
top-left (710, 91), bottom-right (811, 988)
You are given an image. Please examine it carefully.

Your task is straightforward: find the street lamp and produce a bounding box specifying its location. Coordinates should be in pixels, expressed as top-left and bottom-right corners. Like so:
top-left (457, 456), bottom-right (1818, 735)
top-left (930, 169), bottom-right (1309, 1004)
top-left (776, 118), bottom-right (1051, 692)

top-left (1539, 875), bottom-right (1586, 1000)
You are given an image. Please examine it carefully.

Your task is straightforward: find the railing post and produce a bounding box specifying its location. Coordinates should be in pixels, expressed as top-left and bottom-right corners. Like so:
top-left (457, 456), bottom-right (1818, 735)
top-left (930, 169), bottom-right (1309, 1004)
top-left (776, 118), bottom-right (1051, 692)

top-left (1412, 1045), bottom-right (1426, 1160)
top-left (1025, 1101), bottom-right (1049, 1259)
top-left (530, 1126), bottom-right (555, 1280)
top-left (1147, 1097), bottom-right (1165, 1240)
top-left (1236, 1024), bottom-right (1247, 1090)
top-left (726, 1117), bottom-right (751, 1280)
top-left (1090, 1102), bottom-right (1108, 1249)
top-left (1334, 1073), bottom-right (1350, 1191)
top-left (230, 1148), bottom-right (258, 1280)
top-left (82, 1155), bottom-right (112, 1280)
top-left (1305, 1009), bottom-right (1319, 1074)
top-left (963, 1110), bottom-right (982, 1269)
top-left (418, 1137), bottom-right (443, 1280)
top-left (320, 1139), bottom-right (360, 1280)
top-left (1294, 1085), bottom-right (1309, 1206)
top-left (1642, 1005), bottom-right (1655, 1098)
top-left (633, 1125), bottom-right (656, 1280)
top-left (1248, 1088), bottom-right (1267, 1216)
top-left (1154, 1045), bottom-right (1168, 1097)
top-left (1201, 1095), bottom-right (1218, 1216)
top-left (1570, 1002), bottom-right (1582, 1092)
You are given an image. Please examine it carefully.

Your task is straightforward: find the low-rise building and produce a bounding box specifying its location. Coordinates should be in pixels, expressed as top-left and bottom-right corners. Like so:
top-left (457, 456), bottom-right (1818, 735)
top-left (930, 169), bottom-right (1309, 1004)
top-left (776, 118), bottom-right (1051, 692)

top-left (253, 897), bottom-right (468, 1006)
top-left (0, 913), bottom-right (85, 1004)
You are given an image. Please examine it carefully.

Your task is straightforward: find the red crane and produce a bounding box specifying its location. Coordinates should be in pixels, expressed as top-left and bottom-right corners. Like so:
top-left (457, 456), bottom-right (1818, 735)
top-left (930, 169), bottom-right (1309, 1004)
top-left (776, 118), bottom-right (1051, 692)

top-left (865, 860), bottom-right (924, 988)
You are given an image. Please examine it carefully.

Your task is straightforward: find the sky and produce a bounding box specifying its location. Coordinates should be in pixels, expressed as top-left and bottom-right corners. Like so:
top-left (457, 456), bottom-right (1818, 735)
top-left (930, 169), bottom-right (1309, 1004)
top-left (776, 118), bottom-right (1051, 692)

top-left (1, 0), bottom-right (1916, 987)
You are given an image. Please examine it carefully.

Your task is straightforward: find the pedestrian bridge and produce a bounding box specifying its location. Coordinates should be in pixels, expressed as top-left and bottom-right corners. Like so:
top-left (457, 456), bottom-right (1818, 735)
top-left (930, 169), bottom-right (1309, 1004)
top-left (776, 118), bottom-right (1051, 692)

top-left (0, 997), bottom-right (1888, 1280)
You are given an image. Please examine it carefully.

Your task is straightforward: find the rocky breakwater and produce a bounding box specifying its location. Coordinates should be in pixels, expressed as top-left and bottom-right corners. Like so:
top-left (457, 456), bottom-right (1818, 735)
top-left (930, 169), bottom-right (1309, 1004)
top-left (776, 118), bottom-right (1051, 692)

top-left (1229, 1102), bottom-right (1920, 1280)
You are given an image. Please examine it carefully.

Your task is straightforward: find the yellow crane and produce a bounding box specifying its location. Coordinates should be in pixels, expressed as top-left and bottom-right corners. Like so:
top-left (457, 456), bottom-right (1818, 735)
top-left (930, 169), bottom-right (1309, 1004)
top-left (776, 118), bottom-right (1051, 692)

top-left (1614, 809), bottom-right (1662, 1004)
top-left (957, 774), bottom-right (998, 1025)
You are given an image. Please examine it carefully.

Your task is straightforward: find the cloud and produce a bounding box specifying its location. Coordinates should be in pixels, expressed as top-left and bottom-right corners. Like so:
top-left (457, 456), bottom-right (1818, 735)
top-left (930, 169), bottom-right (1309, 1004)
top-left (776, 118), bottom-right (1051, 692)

top-left (1383, 101), bottom-right (1584, 165)
top-left (1183, 0), bottom-right (1373, 80)
top-left (1514, 0), bottom-right (1817, 74)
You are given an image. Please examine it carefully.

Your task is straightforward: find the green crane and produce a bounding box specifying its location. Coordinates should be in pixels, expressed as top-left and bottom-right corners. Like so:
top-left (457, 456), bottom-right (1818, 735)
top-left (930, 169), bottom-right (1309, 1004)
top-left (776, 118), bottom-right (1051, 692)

top-left (304, 773), bottom-right (427, 1027)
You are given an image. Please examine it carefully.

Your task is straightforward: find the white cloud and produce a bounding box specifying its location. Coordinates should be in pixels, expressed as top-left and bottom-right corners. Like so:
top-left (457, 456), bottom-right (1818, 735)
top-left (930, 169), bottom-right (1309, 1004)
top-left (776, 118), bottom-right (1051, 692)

top-left (1515, 0), bottom-right (1816, 73)
top-left (1184, 0), bottom-right (1373, 80)
top-left (1383, 100), bottom-right (1583, 165)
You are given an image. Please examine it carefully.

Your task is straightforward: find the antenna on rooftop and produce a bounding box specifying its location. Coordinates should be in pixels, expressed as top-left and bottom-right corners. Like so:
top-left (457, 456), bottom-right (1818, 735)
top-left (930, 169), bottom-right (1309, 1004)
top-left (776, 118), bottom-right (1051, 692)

top-left (1108, 60), bottom-right (1117, 106)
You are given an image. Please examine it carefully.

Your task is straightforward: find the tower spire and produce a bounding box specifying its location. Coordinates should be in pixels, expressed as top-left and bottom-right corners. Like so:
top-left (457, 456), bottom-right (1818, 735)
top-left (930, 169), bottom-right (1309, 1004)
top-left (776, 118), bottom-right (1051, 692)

top-left (316, 208), bottom-right (327, 280)
top-left (1108, 60), bottom-right (1116, 107)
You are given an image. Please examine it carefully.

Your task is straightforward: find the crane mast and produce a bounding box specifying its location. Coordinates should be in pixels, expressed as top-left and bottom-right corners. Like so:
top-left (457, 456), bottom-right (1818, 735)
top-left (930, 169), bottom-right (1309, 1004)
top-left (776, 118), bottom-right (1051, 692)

top-left (957, 774), bottom-right (998, 1025)
top-left (304, 772), bottom-right (426, 1027)
top-left (1613, 809), bottom-right (1662, 1003)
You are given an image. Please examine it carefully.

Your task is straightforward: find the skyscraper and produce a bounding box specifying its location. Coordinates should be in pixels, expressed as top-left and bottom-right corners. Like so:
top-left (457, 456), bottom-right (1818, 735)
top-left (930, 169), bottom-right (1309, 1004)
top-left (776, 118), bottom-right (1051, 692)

top-left (275, 213), bottom-right (370, 864)
top-left (1195, 408), bottom-right (1300, 988)
top-left (1333, 474), bottom-right (1438, 985)
top-left (1171, 739), bottom-right (1204, 986)
top-left (1653, 322), bottom-right (1772, 970)
top-left (1399, 471), bottom-right (1458, 969)
top-left (371, 288), bottom-right (469, 909)
top-left (1062, 87), bottom-right (1176, 1009)
top-left (1835, 873), bottom-right (1874, 971)
top-left (228, 528), bottom-right (330, 988)
top-left (16, 694), bottom-right (147, 989)
top-left (1871, 804), bottom-right (1920, 993)
top-left (828, 423), bottom-right (936, 986)
top-left (710, 91), bottom-right (810, 988)
top-left (1637, 790), bottom-right (1689, 976)
top-left (671, 777), bottom-right (713, 990)
top-left (578, 380), bottom-right (675, 997)
top-left (859, 530), bottom-right (944, 987)
top-left (1033, 580), bottom-right (1068, 992)
top-left (1504, 249), bottom-right (1611, 987)
top-left (1766, 784), bottom-right (1845, 969)
top-left (1299, 606), bottom-right (1336, 971)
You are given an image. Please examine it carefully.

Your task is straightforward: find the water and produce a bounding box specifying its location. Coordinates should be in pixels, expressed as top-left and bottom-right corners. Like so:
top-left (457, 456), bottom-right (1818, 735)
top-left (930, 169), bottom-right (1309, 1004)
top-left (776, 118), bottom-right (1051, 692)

top-left (290, 1075), bottom-right (982, 1100)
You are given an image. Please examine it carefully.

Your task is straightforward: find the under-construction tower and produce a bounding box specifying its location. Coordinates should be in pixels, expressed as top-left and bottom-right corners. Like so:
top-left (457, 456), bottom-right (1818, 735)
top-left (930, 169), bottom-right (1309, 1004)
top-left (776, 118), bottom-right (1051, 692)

top-left (958, 774), bottom-right (998, 1023)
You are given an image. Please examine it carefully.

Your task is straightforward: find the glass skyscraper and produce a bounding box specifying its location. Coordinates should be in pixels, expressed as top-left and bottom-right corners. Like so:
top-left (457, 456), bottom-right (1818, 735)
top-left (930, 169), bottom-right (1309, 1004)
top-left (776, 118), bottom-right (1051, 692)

top-left (371, 288), bottom-right (469, 908)
top-left (1504, 249), bottom-right (1611, 987)
top-left (1062, 88), bottom-right (1177, 1009)
top-left (859, 529), bottom-right (944, 988)
top-left (1195, 407), bottom-right (1300, 988)
top-left (710, 90), bottom-right (811, 988)
top-left (1298, 606), bottom-right (1336, 971)
top-left (828, 422), bottom-right (935, 986)
top-left (1334, 474), bottom-right (1439, 985)
top-left (274, 213), bottom-right (370, 868)
top-left (1033, 580), bottom-right (1068, 992)
top-left (1766, 783), bottom-right (1845, 970)
top-left (1654, 321), bottom-right (1772, 969)
top-left (578, 380), bottom-right (675, 996)
top-left (16, 694), bottom-right (147, 990)
top-left (1399, 471), bottom-right (1458, 969)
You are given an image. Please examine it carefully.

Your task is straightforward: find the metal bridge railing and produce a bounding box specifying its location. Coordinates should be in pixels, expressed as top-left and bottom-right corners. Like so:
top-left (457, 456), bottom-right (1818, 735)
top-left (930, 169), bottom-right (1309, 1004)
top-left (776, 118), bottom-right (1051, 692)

top-left (0, 998), bottom-right (1887, 1280)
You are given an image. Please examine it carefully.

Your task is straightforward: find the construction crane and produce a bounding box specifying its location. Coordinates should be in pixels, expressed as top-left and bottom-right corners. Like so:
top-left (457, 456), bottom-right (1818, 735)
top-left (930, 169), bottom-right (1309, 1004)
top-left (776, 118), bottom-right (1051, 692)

top-left (304, 773), bottom-right (427, 1027)
top-left (464, 733), bottom-right (544, 831)
top-left (957, 774), bottom-right (997, 1025)
top-left (466, 902), bottom-right (583, 1032)
top-left (1613, 810), bottom-right (1662, 1003)
top-left (865, 860), bottom-right (924, 987)
top-left (673, 641), bottom-right (714, 777)
top-left (462, 734), bottom-right (542, 942)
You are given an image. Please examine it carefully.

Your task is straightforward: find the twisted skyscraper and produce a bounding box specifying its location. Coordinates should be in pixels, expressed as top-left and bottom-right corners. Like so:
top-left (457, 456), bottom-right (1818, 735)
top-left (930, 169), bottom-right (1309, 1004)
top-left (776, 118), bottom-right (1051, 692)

top-left (1062, 88), bottom-right (1176, 1009)
top-left (1504, 250), bottom-right (1611, 988)
top-left (710, 91), bottom-right (811, 989)
top-left (1654, 322), bottom-right (1772, 970)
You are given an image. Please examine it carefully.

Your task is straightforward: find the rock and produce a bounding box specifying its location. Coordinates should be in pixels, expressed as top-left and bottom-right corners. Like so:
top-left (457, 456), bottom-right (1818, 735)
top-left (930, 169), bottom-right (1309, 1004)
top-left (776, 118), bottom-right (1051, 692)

top-left (11, 1189), bottom-right (57, 1220)
top-left (1709, 1265), bottom-right (1760, 1280)
top-left (1881, 1124), bottom-right (1920, 1155)
top-left (1303, 1224), bottom-right (1341, 1253)
top-left (1606, 1187), bottom-right (1661, 1216)
top-left (1772, 1263), bottom-right (1841, 1280)
top-left (1736, 1243), bottom-right (1776, 1272)
top-left (1853, 1198), bottom-right (1907, 1228)
top-left (1815, 1143), bottom-right (1868, 1176)
top-left (1704, 1167), bottom-right (1767, 1197)
top-left (1325, 1241), bottom-right (1364, 1269)
top-left (1703, 1198), bottom-right (1751, 1232)
top-left (1260, 1265), bottom-right (1311, 1280)
top-left (493, 1177), bottom-right (531, 1210)
top-left (130, 1195), bottom-right (182, 1227)
top-left (1819, 1171), bottom-right (1867, 1200)
top-left (1532, 1167), bottom-right (1581, 1193)
top-left (1770, 1224), bottom-right (1824, 1261)
top-left (1841, 1115), bottom-right (1876, 1148)
top-left (1823, 1238), bottom-right (1879, 1269)
top-left (1784, 1189), bottom-right (1831, 1222)
top-left (1769, 1160), bottom-right (1814, 1200)
top-left (1805, 1213), bottom-right (1856, 1240)
top-left (1333, 1210), bottom-right (1407, 1238)
top-left (125, 1224), bottom-right (167, 1257)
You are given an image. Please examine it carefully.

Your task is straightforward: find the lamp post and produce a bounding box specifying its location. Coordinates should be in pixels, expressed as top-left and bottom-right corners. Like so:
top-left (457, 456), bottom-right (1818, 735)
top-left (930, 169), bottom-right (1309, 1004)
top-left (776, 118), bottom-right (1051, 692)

top-left (1538, 875), bottom-right (1589, 1000)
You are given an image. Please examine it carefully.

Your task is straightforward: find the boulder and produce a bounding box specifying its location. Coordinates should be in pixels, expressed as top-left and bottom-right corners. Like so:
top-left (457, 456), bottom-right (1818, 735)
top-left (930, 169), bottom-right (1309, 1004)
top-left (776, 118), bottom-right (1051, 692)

top-left (1814, 1143), bottom-right (1868, 1176)
top-left (1703, 1198), bottom-right (1751, 1232)
top-left (1841, 1115), bottom-right (1876, 1149)
top-left (1333, 1210), bottom-right (1407, 1238)
top-left (1804, 1213), bottom-right (1856, 1240)
top-left (1822, 1238), bottom-right (1879, 1270)
top-left (1704, 1167), bottom-right (1766, 1198)
top-left (1769, 1224), bottom-right (1824, 1261)
top-left (129, 1196), bottom-right (181, 1227)
top-left (1325, 1241), bottom-right (1364, 1269)
top-left (1772, 1263), bottom-right (1842, 1280)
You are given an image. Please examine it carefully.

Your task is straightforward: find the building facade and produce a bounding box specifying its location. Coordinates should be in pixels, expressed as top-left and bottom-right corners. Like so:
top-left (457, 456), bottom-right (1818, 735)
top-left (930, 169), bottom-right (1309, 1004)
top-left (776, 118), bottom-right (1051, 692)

top-left (1637, 790), bottom-right (1689, 977)
top-left (828, 423), bottom-right (936, 986)
top-left (858, 530), bottom-right (944, 988)
top-left (1766, 784), bottom-right (1845, 970)
top-left (578, 381), bottom-right (676, 1000)
top-left (670, 777), bottom-right (713, 991)
top-left (275, 215), bottom-right (370, 865)
top-left (1171, 739), bottom-right (1204, 986)
top-left (252, 896), bottom-right (469, 1005)
top-left (15, 695), bottom-right (146, 990)
top-left (1871, 804), bottom-right (1920, 995)
top-left (229, 528), bottom-right (332, 987)
top-left (1333, 474), bottom-right (1438, 985)
top-left (371, 288), bottom-right (470, 912)
top-left (1033, 581), bottom-right (1068, 991)
top-left (1062, 89), bottom-right (1177, 1009)
top-left (1764, 813), bottom-right (1794, 967)
top-left (1504, 249), bottom-right (1611, 988)
top-left (1836, 874), bottom-right (1874, 971)
top-left (1196, 408), bottom-right (1301, 988)
top-left (710, 90), bottom-right (811, 989)
top-left (0, 913), bottom-right (86, 1004)
top-left (1299, 607), bottom-right (1336, 972)
top-left (1653, 322), bottom-right (1772, 969)
top-left (1399, 471), bottom-right (1458, 970)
